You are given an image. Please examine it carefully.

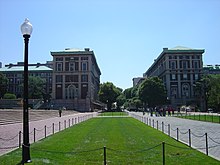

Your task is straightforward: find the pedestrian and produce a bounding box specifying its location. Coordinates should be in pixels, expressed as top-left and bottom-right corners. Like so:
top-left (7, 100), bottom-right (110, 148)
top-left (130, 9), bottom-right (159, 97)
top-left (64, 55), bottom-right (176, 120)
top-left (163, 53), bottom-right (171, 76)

top-left (59, 109), bottom-right (62, 117)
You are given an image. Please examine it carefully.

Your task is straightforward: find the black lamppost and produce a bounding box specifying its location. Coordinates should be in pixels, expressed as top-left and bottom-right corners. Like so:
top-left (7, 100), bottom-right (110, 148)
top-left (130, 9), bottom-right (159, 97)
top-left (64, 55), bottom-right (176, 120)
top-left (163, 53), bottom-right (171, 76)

top-left (21, 18), bottom-right (33, 163)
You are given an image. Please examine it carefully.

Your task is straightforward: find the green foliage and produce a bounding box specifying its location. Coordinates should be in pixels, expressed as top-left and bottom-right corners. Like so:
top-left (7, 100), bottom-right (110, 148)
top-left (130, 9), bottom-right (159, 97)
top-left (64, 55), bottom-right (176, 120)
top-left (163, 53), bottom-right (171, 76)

top-left (3, 93), bottom-right (16, 99)
top-left (0, 73), bottom-right (8, 98)
top-left (195, 75), bottom-right (220, 112)
top-left (98, 82), bottom-right (121, 110)
top-left (138, 77), bottom-right (167, 107)
top-left (28, 76), bottom-right (46, 99)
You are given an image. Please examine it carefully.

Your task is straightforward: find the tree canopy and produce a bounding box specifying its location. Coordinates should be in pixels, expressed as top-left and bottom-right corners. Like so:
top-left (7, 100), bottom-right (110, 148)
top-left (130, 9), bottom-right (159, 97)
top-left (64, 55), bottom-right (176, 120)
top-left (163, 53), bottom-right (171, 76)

top-left (98, 82), bottom-right (121, 111)
top-left (138, 77), bottom-right (167, 108)
top-left (0, 73), bottom-right (8, 98)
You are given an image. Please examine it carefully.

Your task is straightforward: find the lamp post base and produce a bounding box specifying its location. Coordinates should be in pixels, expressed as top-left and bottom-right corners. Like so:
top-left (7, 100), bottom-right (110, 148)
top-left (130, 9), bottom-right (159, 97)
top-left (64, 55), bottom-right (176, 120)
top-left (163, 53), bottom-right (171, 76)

top-left (22, 144), bottom-right (31, 164)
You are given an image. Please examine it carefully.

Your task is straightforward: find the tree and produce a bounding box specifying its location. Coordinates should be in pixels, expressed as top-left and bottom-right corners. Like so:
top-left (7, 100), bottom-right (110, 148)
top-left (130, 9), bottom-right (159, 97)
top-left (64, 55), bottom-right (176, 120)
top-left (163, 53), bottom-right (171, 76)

top-left (194, 75), bottom-right (211, 112)
top-left (116, 94), bottom-right (126, 110)
top-left (138, 77), bottom-right (167, 108)
top-left (20, 76), bottom-right (45, 99)
top-left (0, 73), bottom-right (9, 98)
top-left (208, 75), bottom-right (220, 112)
top-left (98, 82), bottom-right (121, 111)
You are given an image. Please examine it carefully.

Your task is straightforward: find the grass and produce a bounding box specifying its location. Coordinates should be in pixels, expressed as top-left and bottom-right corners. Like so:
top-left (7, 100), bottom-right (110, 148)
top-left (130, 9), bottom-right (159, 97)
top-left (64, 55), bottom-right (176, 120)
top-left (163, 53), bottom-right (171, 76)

top-left (175, 113), bottom-right (220, 124)
top-left (0, 117), bottom-right (219, 164)
top-left (99, 111), bottom-right (128, 116)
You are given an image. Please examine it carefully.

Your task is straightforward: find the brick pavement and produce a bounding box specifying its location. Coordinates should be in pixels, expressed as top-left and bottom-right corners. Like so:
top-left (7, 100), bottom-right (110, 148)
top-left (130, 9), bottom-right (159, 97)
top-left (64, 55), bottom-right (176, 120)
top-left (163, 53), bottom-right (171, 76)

top-left (129, 112), bottom-right (220, 161)
top-left (0, 110), bottom-right (97, 156)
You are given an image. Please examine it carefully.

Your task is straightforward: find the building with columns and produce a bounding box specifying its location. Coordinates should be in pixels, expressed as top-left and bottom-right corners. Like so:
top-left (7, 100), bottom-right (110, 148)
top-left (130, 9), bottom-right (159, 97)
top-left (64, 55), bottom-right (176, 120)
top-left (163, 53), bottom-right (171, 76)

top-left (143, 46), bottom-right (204, 108)
top-left (50, 48), bottom-right (101, 111)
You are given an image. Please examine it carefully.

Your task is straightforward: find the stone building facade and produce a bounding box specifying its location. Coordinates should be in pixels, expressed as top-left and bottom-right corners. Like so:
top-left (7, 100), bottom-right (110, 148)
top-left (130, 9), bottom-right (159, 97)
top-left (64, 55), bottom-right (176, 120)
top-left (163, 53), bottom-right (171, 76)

top-left (50, 48), bottom-right (101, 111)
top-left (143, 46), bottom-right (204, 107)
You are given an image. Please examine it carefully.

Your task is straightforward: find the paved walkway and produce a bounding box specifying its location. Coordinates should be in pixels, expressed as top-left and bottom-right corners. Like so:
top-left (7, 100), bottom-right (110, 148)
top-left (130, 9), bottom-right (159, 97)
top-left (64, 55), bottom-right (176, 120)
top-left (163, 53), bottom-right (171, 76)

top-left (129, 112), bottom-right (220, 161)
top-left (0, 110), bottom-right (97, 156)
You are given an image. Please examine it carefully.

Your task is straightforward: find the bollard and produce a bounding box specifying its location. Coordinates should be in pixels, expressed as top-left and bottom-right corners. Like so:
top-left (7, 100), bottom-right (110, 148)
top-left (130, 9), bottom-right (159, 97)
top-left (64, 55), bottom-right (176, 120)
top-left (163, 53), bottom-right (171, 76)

top-left (153, 119), bottom-right (154, 128)
top-left (19, 131), bottom-right (22, 148)
top-left (157, 121), bottom-right (158, 130)
top-left (168, 124), bottom-right (170, 136)
top-left (177, 128), bottom-right (179, 141)
top-left (205, 133), bottom-right (208, 155)
top-left (34, 128), bottom-right (36, 142)
top-left (69, 119), bottom-right (70, 127)
top-left (189, 129), bottom-right (191, 147)
top-left (162, 122), bottom-right (164, 133)
top-left (53, 123), bottom-right (55, 134)
top-left (59, 122), bottom-right (61, 131)
top-left (45, 125), bottom-right (47, 138)
top-left (162, 142), bottom-right (165, 165)
top-left (64, 120), bottom-right (66, 129)
top-left (72, 118), bottom-right (74, 125)
top-left (103, 146), bottom-right (107, 165)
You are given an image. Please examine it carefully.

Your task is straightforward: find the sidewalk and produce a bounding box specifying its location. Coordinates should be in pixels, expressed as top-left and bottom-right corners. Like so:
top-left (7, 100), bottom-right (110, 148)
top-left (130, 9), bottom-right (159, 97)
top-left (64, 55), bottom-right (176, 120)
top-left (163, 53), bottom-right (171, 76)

top-left (0, 112), bottom-right (97, 156)
top-left (129, 112), bottom-right (220, 161)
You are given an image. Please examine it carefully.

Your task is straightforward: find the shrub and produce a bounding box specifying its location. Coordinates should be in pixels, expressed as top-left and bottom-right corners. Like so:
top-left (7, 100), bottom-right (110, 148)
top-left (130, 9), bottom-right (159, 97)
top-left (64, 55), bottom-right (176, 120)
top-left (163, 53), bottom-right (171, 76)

top-left (3, 93), bottom-right (16, 99)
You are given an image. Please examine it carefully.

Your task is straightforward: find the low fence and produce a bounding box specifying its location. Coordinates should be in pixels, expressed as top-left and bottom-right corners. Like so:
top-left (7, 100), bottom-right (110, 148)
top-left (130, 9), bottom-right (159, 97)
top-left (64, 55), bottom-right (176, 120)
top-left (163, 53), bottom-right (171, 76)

top-left (175, 112), bottom-right (220, 123)
top-left (129, 113), bottom-right (220, 157)
top-left (0, 113), bottom-right (95, 153)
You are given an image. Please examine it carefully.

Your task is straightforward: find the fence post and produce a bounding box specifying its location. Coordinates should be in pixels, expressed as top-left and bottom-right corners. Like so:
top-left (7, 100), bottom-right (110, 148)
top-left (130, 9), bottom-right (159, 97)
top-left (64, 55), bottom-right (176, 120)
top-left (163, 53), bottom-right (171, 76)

top-left (188, 129), bottom-right (191, 147)
top-left (45, 125), bottom-right (47, 138)
top-left (103, 146), bottom-right (107, 165)
top-left (157, 121), bottom-right (158, 130)
top-left (162, 142), bottom-right (165, 165)
top-left (177, 128), bottom-right (179, 141)
top-left (149, 119), bottom-right (151, 126)
top-left (53, 123), bottom-right (55, 134)
top-left (205, 133), bottom-right (208, 155)
top-left (19, 131), bottom-right (21, 148)
top-left (72, 118), bottom-right (74, 125)
top-left (59, 122), bottom-right (61, 131)
top-left (162, 122), bottom-right (164, 133)
top-left (153, 119), bottom-right (154, 128)
top-left (34, 128), bottom-right (36, 143)
top-left (168, 124), bottom-right (170, 136)
top-left (64, 120), bottom-right (66, 129)
top-left (147, 117), bottom-right (148, 125)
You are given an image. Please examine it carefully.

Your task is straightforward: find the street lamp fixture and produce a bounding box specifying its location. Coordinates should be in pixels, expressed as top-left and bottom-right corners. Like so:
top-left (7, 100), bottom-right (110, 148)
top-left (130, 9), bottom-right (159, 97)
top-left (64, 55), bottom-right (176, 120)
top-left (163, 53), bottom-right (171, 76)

top-left (21, 18), bottom-right (33, 163)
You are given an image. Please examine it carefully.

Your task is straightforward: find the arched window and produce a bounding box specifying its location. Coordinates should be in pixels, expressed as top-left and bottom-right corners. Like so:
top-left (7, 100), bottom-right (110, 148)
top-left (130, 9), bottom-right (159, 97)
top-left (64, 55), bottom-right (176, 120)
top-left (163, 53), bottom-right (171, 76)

top-left (182, 83), bottom-right (190, 98)
top-left (65, 85), bottom-right (78, 99)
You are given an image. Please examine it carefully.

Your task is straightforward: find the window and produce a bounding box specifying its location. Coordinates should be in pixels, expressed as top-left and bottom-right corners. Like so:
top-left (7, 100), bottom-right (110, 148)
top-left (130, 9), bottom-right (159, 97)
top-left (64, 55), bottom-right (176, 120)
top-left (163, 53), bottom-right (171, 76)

top-left (169, 61), bottom-right (176, 69)
top-left (81, 62), bottom-right (88, 71)
top-left (172, 74), bottom-right (176, 80)
top-left (56, 63), bottom-right (63, 71)
top-left (195, 74), bottom-right (199, 80)
top-left (193, 61), bottom-right (199, 69)
top-left (183, 74), bottom-right (187, 80)
top-left (182, 83), bottom-right (190, 97)
top-left (56, 57), bottom-right (63, 61)
top-left (81, 75), bottom-right (88, 82)
top-left (56, 75), bottom-right (63, 83)
top-left (65, 75), bottom-right (78, 82)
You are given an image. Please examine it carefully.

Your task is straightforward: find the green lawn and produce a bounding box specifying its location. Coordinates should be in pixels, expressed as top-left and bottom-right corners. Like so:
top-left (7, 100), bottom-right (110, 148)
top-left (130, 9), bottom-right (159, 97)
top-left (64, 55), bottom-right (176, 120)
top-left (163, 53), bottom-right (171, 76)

top-left (175, 113), bottom-right (220, 124)
top-left (99, 111), bottom-right (128, 116)
top-left (0, 117), bottom-right (219, 165)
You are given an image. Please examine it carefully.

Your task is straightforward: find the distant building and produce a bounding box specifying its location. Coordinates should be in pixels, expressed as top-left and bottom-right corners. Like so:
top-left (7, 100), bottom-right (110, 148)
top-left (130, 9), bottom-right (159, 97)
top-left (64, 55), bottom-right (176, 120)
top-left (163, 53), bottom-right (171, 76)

top-left (132, 77), bottom-right (146, 87)
top-left (50, 48), bottom-right (101, 111)
top-left (0, 62), bottom-right (53, 98)
top-left (203, 64), bottom-right (220, 75)
top-left (143, 46), bottom-right (204, 107)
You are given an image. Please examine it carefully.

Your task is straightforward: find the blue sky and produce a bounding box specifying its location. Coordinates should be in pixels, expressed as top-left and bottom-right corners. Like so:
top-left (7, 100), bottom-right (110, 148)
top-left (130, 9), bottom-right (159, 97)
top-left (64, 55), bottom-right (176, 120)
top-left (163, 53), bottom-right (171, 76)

top-left (0, 0), bottom-right (220, 90)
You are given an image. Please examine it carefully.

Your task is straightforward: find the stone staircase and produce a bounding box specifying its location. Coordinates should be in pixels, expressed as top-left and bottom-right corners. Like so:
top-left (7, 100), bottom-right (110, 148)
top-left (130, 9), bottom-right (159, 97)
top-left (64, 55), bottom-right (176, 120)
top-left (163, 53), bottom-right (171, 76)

top-left (0, 109), bottom-right (78, 125)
